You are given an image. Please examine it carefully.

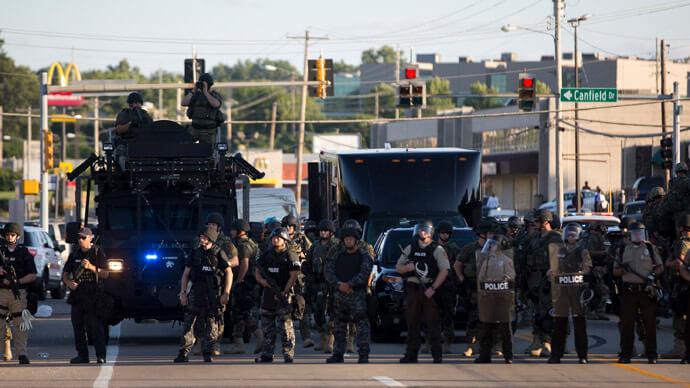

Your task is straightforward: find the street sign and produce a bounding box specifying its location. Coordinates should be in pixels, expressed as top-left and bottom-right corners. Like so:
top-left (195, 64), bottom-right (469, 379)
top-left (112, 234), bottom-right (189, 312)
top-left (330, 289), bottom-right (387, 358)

top-left (561, 88), bottom-right (617, 103)
top-left (48, 92), bottom-right (84, 106)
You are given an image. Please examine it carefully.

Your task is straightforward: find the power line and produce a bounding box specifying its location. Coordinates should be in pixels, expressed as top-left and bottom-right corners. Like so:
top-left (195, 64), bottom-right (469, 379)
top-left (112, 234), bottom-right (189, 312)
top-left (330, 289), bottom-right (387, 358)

top-left (559, 120), bottom-right (689, 139)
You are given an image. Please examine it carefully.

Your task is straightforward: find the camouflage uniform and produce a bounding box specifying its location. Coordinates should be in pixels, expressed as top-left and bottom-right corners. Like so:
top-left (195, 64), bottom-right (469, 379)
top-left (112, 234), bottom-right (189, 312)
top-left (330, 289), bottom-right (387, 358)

top-left (304, 235), bottom-right (341, 335)
top-left (582, 231), bottom-right (610, 319)
top-left (325, 247), bottom-right (373, 359)
top-left (457, 241), bottom-right (482, 347)
top-left (288, 232), bottom-right (313, 343)
top-left (230, 237), bottom-right (260, 346)
top-left (439, 241), bottom-right (461, 345)
top-left (663, 236), bottom-right (690, 357)
top-left (187, 90), bottom-right (224, 143)
top-left (210, 232), bottom-right (237, 344)
top-left (114, 107), bottom-right (152, 168)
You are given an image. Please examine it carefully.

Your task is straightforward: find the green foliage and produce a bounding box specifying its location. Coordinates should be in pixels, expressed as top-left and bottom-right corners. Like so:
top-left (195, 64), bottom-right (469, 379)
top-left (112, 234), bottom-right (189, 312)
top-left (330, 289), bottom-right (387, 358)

top-left (463, 81), bottom-right (503, 110)
top-left (368, 83), bottom-right (396, 118)
top-left (361, 45), bottom-right (405, 64)
top-left (424, 77), bottom-right (455, 116)
top-left (535, 80), bottom-right (551, 94)
top-left (0, 167), bottom-right (21, 191)
top-left (333, 60), bottom-right (358, 73)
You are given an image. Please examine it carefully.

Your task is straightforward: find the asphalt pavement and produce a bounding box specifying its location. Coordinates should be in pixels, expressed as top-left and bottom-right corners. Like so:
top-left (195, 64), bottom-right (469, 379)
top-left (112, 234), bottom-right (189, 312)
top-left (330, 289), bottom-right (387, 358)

top-left (2, 297), bottom-right (690, 387)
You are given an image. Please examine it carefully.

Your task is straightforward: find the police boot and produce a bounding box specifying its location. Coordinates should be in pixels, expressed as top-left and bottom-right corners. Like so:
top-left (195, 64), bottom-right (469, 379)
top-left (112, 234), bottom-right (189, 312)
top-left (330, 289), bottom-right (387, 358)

top-left (324, 335), bottom-right (334, 353)
top-left (314, 332), bottom-right (326, 351)
top-left (225, 337), bottom-right (245, 354)
top-left (463, 337), bottom-right (477, 357)
top-left (3, 338), bottom-right (11, 361)
top-left (662, 338), bottom-right (685, 359)
top-left (253, 329), bottom-right (265, 354)
top-left (541, 342), bottom-right (551, 357)
top-left (346, 334), bottom-right (355, 354)
top-left (421, 338), bottom-right (431, 354)
top-left (173, 351), bottom-right (189, 363)
top-left (443, 339), bottom-right (453, 354)
top-left (203, 352), bottom-right (212, 363)
top-left (326, 354), bottom-right (344, 363)
top-left (492, 343), bottom-right (503, 357)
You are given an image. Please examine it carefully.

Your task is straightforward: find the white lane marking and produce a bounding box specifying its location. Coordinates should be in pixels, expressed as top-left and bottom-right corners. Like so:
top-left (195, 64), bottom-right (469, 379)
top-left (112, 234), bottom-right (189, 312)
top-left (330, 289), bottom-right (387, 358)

top-left (373, 376), bottom-right (405, 387)
top-left (93, 323), bottom-right (121, 388)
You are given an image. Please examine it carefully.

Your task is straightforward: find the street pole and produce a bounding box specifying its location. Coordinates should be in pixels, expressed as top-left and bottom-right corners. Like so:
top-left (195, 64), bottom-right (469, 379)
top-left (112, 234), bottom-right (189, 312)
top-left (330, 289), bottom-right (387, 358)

top-left (574, 24), bottom-right (581, 213)
top-left (27, 106), bottom-right (32, 180)
top-left (673, 81), bottom-right (681, 176)
top-left (226, 88), bottom-right (233, 145)
top-left (395, 45), bottom-right (400, 120)
top-left (269, 101), bottom-right (278, 150)
top-left (288, 30), bottom-right (328, 215)
top-left (661, 39), bottom-right (669, 190)
top-left (61, 107), bottom-right (67, 161)
top-left (176, 87), bottom-right (182, 122)
top-left (291, 72), bottom-right (296, 136)
top-left (554, 0), bottom-right (564, 218)
top-left (158, 67), bottom-right (163, 120)
top-left (374, 92), bottom-right (379, 119)
top-left (93, 97), bottom-right (99, 155)
top-left (40, 72), bottom-right (49, 231)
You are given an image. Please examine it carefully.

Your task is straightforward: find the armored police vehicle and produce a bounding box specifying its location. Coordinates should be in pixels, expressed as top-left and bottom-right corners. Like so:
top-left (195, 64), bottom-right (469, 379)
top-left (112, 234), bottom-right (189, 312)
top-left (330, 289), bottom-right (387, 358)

top-left (66, 120), bottom-right (264, 324)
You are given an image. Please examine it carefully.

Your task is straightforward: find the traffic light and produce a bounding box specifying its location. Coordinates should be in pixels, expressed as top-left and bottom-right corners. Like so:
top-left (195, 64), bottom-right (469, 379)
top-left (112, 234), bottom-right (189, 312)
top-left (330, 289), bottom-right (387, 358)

top-left (308, 58), bottom-right (334, 98)
top-left (397, 65), bottom-right (426, 108)
top-left (184, 58), bottom-right (205, 83)
top-left (518, 73), bottom-right (536, 111)
top-left (43, 130), bottom-right (54, 171)
top-left (661, 137), bottom-right (673, 170)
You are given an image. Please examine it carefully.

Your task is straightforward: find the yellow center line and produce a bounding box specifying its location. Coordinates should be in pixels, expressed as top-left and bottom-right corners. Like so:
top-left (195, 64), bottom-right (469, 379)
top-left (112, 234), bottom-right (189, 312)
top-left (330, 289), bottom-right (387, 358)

top-left (593, 357), bottom-right (690, 387)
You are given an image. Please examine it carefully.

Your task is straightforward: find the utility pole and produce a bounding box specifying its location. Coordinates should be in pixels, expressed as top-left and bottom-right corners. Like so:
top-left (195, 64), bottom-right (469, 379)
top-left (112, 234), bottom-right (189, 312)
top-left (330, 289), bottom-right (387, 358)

top-left (288, 30), bottom-right (328, 215)
top-left (673, 81), bottom-right (681, 176)
top-left (93, 97), bottom-right (99, 155)
top-left (61, 107), bottom-right (67, 161)
top-left (655, 37), bottom-right (659, 94)
top-left (176, 86), bottom-right (182, 122)
top-left (395, 44), bottom-right (400, 119)
top-left (158, 67), bottom-right (163, 120)
top-left (374, 92), bottom-right (379, 119)
top-left (554, 0), bottom-right (564, 218)
top-left (660, 39), bottom-right (669, 190)
top-left (269, 101), bottom-right (278, 150)
top-left (40, 72), bottom-right (49, 231)
top-left (26, 106), bottom-right (32, 180)
top-left (226, 88), bottom-right (233, 145)
top-left (291, 72), bottom-right (296, 136)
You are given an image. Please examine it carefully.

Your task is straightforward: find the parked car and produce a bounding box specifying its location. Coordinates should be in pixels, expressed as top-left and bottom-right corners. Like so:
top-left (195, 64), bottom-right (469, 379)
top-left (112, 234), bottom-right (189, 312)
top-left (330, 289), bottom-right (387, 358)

top-left (371, 226), bottom-right (475, 342)
top-left (20, 225), bottom-right (66, 300)
top-left (539, 190), bottom-right (597, 215)
top-left (561, 214), bottom-right (621, 233)
top-left (47, 222), bottom-right (72, 261)
top-left (632, 176), bottom-right (664, 201)
top-left (622, 200), bottom-right (646, 222)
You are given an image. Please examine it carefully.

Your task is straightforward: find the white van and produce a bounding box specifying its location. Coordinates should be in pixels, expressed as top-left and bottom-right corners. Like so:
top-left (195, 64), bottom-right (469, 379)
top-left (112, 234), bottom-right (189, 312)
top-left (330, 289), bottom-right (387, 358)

top-left (236, 188), bottom-right (298, 223)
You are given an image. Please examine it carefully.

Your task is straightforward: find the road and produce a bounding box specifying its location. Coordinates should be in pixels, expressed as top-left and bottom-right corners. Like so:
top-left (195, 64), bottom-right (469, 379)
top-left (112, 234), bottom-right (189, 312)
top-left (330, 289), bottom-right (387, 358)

top-left (3, 298), bottom-right (690, 387)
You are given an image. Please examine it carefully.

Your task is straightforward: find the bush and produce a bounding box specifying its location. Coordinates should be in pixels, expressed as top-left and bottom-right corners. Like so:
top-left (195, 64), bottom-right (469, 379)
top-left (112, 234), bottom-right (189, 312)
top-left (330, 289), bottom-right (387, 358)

top-left (0, 168), bottom-right (21, 191)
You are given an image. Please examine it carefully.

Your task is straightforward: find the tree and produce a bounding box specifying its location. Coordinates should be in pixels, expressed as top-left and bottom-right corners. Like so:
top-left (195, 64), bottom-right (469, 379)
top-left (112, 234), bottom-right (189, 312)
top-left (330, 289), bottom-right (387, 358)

top-left (535, 80), bottom-right (551, 95)
top-left (424, 77), bottom-right (455, 116)
top-left (333, 60), bottom-right (358, 73)
top-left (368, 83), bottom-right (396, 118)
top-left (463, 81), bottom-right (503, 110)
top-left (361, 45), bottom-right (405, 64)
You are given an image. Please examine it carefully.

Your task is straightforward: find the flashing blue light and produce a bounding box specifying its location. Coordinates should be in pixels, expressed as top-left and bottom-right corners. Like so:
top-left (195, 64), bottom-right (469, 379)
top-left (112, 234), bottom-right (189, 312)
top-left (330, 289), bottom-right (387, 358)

top-left (145, 253), bottom-right (158, 261)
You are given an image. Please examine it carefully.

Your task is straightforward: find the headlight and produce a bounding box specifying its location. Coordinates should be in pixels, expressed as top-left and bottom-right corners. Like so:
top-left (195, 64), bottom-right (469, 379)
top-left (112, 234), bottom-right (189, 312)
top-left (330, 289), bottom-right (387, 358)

top-left (108, 259), bottom-right (124, 272)
top-left (382, 275), bottom-right (404, 292)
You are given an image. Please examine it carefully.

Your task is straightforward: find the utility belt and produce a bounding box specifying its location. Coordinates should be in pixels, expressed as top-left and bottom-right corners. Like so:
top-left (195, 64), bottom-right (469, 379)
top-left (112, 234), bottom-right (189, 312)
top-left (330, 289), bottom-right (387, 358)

top-left (622, 282), bottom-right (647, 293)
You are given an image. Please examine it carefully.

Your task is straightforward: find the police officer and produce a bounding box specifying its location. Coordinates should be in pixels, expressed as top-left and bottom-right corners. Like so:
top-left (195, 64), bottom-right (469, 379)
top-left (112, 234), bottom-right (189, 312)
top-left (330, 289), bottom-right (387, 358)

top-left (325, 226), bottom-right (373, 364)
top-left (255, 228), bottom-right (301, 363)
top-left (547, 223), bottom-right (592, 364)
top-left (643, 187), bottom-right (665, 237)
top-left (583, 222), bottom-right (610, 320)
top-left (454, 218), bottom-right (493, 357)
top-left (397, 221), bottom-right (450, 363)
top-left (225, 219), bottom-right (264, 355)
top-left (114, 92), bottom-right (153, 169)
top-left (662, 214), bottom-right (690, 359)
top-left (175, 226), bottom-right (232, 363)
top-left (514, 211), bottom-right (539, 328)
top-left (436, 220), bottom-right (460, 354)
top-left (0, 223), bottom-right (37, 365)
top-left (474, 234), bottom-right (516, 364)
top-left (304, 220), bottom-right (319, 243)
top-left (63, 227), bottom-right (109, 364)
top-left (613, 222), bottom-right (664, 364)
top-left (203, 213), bottom-right (238, 355)
top-left (261, 219), bottom-right (283, 255)
top-left (181, 73), bottom-right (225, 143)
top-left (678, 218), bottom-right (690, 363)
top-left (304, 219), bottom-right (340, 352)
top-left (506, 216), bottom-right (522, 242)
top-left (281, 215), bottom-right (313, 347)
top-left (522, 209), bottom-right (561, 357)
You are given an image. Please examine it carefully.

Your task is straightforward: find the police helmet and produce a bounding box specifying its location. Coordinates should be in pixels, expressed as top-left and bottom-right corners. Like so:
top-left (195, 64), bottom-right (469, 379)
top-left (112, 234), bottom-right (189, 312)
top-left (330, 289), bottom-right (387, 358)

top-left (231, 219), bottom-right (251, 233)
top-left (647, 186), bottom-right (665, 201)
top-left (340, 227), bottom-right (360, 240)
top-left (536, 209), bottom-right (553, 223)
top-left (493, 234), bottom-right (512, 251)
top-left (677, 162), bottom-right (689, 173)
top-left (3, 222), bottom-right (22, 236)
top-left (413, 220), bottom-right (434, 239)
top-left (629, 222), bottom-right (646, 231)
top-left (304, 220), bottom-right (318, 233)
top-left (342, 219), bottom-right (363, 233)
top-left (629, 222), bottom-right (647, 243)
top-left (620, 216), bottom-right (636, 230)
top-left (436, 220), bottom-right (454, 235)
top-left (562, 223), bottom-right (583, 242)
top-left (523, 211), bottom-right (536, 225)
top-left (266, 220), bottom-right (282, 234)
top-left (474, 218), bottom-right (494, 235)
top-left (198, 73), bottom-right (214, 87)
top-left (281, 215), bottom-right (299, 228)
top-left (677, 213), bottom-right (690, 229)
top-left (507, 216), bottom-right (522, 229)
top-left (126, 92), bottom-right (143, 104)
top-left (205, 212), bottom-right (225, 228)
top-left (270, 227), bottom-right (290, 242)
top-left (318, 219), bottom-right (336, 233)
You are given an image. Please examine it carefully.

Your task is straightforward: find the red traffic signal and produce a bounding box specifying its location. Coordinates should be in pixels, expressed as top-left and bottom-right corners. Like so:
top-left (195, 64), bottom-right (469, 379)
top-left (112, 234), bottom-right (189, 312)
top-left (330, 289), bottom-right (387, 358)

top-left (522, 78), bottom-right (533, 88)
top-left (405, 68), bottom-right (417, 79)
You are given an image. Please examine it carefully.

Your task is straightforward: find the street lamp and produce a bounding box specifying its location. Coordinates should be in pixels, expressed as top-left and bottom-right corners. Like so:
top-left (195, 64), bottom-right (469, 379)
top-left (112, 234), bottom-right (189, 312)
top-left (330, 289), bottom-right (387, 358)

top-left (567, 13), bottom-right (592, 213)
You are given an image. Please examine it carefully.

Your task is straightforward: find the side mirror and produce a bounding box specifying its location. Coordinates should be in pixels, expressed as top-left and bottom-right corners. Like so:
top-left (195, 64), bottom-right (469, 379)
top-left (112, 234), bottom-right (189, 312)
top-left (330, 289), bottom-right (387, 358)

top-left (65, 222), bottom-right (81, 244)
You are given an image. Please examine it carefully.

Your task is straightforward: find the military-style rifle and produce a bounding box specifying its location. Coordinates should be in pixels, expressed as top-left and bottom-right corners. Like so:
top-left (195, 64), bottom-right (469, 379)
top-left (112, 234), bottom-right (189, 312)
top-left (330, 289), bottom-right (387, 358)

top-left (256, 262), bottom-right (288, 305)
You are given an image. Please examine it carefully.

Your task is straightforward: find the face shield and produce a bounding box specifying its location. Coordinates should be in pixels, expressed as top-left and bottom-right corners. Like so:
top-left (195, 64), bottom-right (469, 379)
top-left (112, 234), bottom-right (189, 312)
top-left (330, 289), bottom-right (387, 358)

top-left (630, 228), bottom-right (647, 243)
top-left (562, 223), bottom-right (582, 243)
top-left (413, 224), bottom-right (433, 241)
top-left (481, 239), bottom-right (501, 256)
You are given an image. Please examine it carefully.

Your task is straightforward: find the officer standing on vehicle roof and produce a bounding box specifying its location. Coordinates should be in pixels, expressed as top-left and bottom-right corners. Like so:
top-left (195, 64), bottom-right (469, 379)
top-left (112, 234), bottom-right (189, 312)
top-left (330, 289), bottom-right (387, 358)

top-left (181, 73), bottom-right (225, 144)
top-left (397, 221), bottom-right (450, 363)
top-left (325, 226), bottom-right (373, 364)
top-left (114, 92), bottom-right (153, 170)
top-left (613, 222), bottom-right (664, 364)
top-left (547, 223), bottom-right (592, 364)
top-left (474, 234), bottom-right (515, 364)
top-left (0, 223), bottom-right (37, 365)
top-left (174, 226), bottom-right (232, 363)
top-left (63, 227), bottom-right (109, 364)
top-left (225, 219), bottom-right (264, 355)
top-left (255, 228), bottom-right (301, 363)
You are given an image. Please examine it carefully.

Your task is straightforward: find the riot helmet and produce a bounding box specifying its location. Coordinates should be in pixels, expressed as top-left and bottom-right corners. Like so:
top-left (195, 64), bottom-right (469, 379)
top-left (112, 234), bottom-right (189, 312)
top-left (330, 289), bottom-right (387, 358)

top-left (270, 227), bottom-right (290, 243)
top-left (205, 212), bottom-right (225, 229)
top-left (436, 220), bottom-right (453, 241)
top-left (3, 222), bottom-right (22, 237)
top-left (628, 222), bottom-right (647, 243)
top-left (562, 223), bottom-right (583, 242)
top-left (507, 216), bottom-right (522, 230)
top-left (231, 219), bottom-right (251, 233)
top-left (413, 221), bottom-right (434, 241)
top-left (342, 219), bottom-right (363, 234)
top-left (318, 219), bottom-right (336, 233)
top-left (198, 73), bottom-right (214, 87)
top-left (126, 92), bottom-right (143, 104)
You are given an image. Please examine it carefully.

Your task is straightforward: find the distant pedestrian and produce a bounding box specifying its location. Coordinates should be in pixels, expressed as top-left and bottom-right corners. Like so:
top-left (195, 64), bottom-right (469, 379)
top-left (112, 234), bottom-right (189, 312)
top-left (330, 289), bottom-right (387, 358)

top-left (582, 181), bottom-right (591, 191)
top-left (594, 187), bottom-right (605, 212)
top-left (486, 193), bottom-right (499, 210)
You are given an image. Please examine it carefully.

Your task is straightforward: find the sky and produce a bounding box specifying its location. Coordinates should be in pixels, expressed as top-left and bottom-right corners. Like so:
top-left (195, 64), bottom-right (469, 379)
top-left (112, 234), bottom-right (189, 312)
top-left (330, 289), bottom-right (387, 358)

top-left (1, 0), bottom-right (690, 77)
